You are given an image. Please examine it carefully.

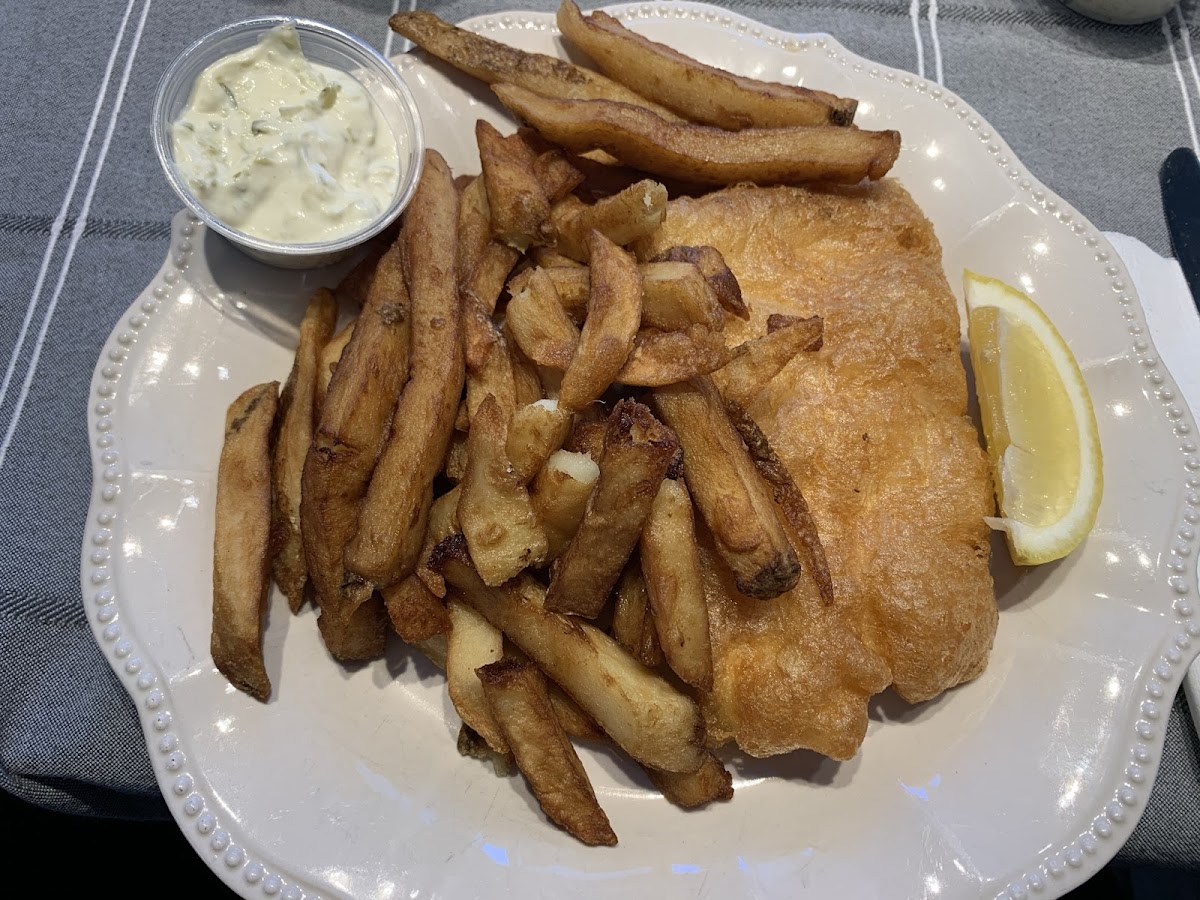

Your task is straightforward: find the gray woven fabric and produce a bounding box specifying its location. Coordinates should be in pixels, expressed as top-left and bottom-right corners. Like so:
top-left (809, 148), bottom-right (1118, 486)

top-left (1, 0), bottom-right (1198, 871)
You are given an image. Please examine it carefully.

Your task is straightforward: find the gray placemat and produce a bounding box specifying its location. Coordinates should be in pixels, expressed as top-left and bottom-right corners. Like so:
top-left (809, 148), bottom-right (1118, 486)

top-left (1, 0), bottom-right (1197, 871)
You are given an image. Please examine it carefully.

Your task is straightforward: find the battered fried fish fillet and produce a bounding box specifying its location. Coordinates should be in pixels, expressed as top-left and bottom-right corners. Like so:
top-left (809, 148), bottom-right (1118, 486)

top-left (639, 182), bottom-right (996, 759)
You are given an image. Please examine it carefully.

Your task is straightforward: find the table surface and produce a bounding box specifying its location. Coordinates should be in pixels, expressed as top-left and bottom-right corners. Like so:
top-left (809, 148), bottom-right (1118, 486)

top-left (1, 0), bottom-right (1198, 883)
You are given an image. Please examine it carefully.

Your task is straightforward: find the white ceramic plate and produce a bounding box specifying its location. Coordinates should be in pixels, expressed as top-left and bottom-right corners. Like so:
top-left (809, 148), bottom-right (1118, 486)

top-left (81, 4), bottom-right (1200, 900)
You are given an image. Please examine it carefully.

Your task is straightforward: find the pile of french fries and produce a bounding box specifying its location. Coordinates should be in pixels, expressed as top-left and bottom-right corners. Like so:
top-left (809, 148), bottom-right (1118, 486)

top-left (211, 3), bottom-right (878, 845)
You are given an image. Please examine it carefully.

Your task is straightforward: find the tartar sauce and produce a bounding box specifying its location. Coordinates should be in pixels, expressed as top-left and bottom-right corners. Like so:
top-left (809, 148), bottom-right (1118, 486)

top-left (171, 24), bottom-right (400, 244)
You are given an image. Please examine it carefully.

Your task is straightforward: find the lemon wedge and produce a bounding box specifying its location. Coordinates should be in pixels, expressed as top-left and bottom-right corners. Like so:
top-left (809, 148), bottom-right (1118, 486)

top-left (964, 271), bottom-right (1103, 565)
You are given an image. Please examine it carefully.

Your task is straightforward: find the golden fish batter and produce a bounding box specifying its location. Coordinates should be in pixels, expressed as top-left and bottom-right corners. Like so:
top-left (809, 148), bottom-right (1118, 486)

top-left (640, 181), bottom-right (997, 759)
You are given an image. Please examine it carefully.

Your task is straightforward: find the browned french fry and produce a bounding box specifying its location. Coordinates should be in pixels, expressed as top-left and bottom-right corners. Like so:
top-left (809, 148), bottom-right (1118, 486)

top-left (712, 315), bottom-right (824, 408)
top-left (504, 643), bottom-right (607, 740)
top-left (550, 181), bottom-right (668, 261)
top-left (651, 377), bottom-right (799, 599)
top-left (468, 242), bottom-right (521, 315)
top-left (507, 400), bottom-right (573, 484)
top-left (414, 633), bottom-right (449, 670)
top-left (562, 418), bottom-right (606, 459)
top-left (416, 485), bottom-right (461, 597)
top-left (531, 449), bottom-right (600, 560)
top-left (557, 2), bottom-right (856, 128)
top-left (213, 382), bottom-right (279, 702)
top-left (546, 400), bottom-right (678, 618)
top-left (530, 246), bottom-right (586, 269)
top-left (459, 394), bottom-right (548, 584)
top-left (301, 240), bottom-right (409, 661)
top-left (456, 723), bottom-right (516, 777)
top-left (493, 85), bottom-right (901, 187)
top-left (641, 477), bottom-right (713, 690)
top-left (335, 230), bottom-right (397, 307)
top-left (389, 10), bottom-right (681, 118)
top-left (434, 540), bottom-right (706, 773)
top-left (477, 658), bottom-right (617, 846)
top-left (465, 304), bottom-right (519, 424)
top-left (506, 268), bottom-right (581, 369)
top-left (611, 561), bottom-right (663, 669)
top-left (314, 321), bottom-right (354, 421)
top-left (615, 325), bottom-right (736, 387)
top-left (542, 261), bottom-right (723, 331)
top-left (459, 175), bottom-right (521, 315)
top-left (447, 598), bottom-right (508, 753)
top-left (345, 150), bottom-right (464, 598)
top-left (650, 245), bottom-right (748, 320)
top-left (477, 120), bottom-right (553, 249)
top-left (272, 290), bottom-right (337, 613)
top-left (558, 231), bottom-right (642, 410)
top-left (509, 335), bottom-right (546, 409)
top-left (725, 401), bottom-right (835, 604)
top-left (534, 149), bottom-right (585, 202)
top-left (316, 591), bottom-right (388, 662)
top-left (644, 752), bottom-right (734, 808)
top-left (382, 575), bottom-right (451, 642)
top-left (445, 431), bottom-right (469, 483)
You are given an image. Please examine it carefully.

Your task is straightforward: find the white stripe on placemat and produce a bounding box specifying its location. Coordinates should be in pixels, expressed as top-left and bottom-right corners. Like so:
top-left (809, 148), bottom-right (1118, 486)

top-left (1178, 4), bottom-right (1200, 103)
top-left (1163, 13), bottom-right (1200, 155)
top-left (909, 0), bottom-right (926, 79)
top-left (0, 0), bottom-right (153, 472)
top-left (383, 0), bottom-right (403, 59)
top-left (0, 0), bottom-right (137, 437)
top-left (928, 0), bottom-right (944, 86)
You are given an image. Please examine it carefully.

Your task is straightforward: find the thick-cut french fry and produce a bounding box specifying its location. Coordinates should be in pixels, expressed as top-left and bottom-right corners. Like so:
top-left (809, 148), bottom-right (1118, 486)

top-left (534, 149), bottom-right (585, 202)
top-left (314, 321), bottom-right (354, 421)
top-left (335, 230), bottom-right (396, 307)
top-left (550, 181), bottom-right (668, 261)
top-left (540, 261), bottom-right (723, 331)
top-left (562, 418), bottom-right (606, 459)
top-left (445, 431), bottom-right (469, 482)
top-left (651, 377), bottom-right (800, 599)
top-left (558, 231), bottom-right (642, 410)
top-left (465, 303), bottom-right (519, 424)
top-left (416, 485), bottom-right (461, 597)
top-left (506, 268), bottom-right (580, 369)
top-left (531, 449), bottom-right (600, 560)
top-left (641, 477), bottom-right (713, 690)
top-left (507, 399), bottom-right (573, 484)
top-left (713, 315), bottom-right (823, 408)
top-left (546, 400), bottom-right (678, 618)
top-left (301, 240), bottom-right (410, 661)
top-left (530, 246), bottom-right (586, 269)
top-left (389, 10), bottom-right (681, 118)
top-left (383, 575), bottom-right (451, 642)
top-left (433, 541), bottom-right (706, 773)
top-left (477, 658), bottom-right (617, 846)
top-left (615, 325), bottom-right (735, 386)
top-left (493, 85), bottom-right (901, 187)
top-left (557, 2), bottom-right (856, 128)
top-left (213, 382), bottom-right (279, 703)
top-left (460, 176), bottom-right (521, 314)
top-left (611, 562), bottom-right (663, 668)
top-left (505, 644), bottom-right (607, 740)
top-left (346, 150), bottom-right (464, 596)
top-left (725, 401), bottom-right (835, 604)
top-left (510, 336), bottom-right (546, 409)
top-left (477, 120), bottom-right (553, 249)
top-left (272, 289), bottom-right (337, 613)
top-left (644, 752), bottom-right (734, 809)
top-left (457, 723), bottom-right (516, 777)
top-left (458, 394), bottom-right (548, 585)
top-left (316, 593), bottom-right (389, 662)
top-left (447, 599), bottom-right (508, 753)
top-left (650, 245), bottom-right (748, 320)
top-left (414, 633), bottom-right (449, 670)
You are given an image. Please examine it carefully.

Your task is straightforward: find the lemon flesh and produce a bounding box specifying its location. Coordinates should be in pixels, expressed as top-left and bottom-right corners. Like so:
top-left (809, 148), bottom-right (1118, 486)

top-left (965, 271), bottom-right (1103, 565)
